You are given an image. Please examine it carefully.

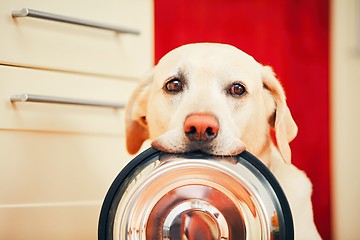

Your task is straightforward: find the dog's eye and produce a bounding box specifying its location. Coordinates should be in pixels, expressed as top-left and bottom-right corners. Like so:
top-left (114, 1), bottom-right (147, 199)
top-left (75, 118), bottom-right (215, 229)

top-left (165, 78), bottom-right (183, 93)
top-left (228, 83), bottom-right (246, 97)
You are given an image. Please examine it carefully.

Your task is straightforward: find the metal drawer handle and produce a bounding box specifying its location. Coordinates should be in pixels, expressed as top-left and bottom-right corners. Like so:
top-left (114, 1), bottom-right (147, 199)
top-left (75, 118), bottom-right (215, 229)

top-left (10, 94), bottom-right (125, 109)
top-left (12, 8), bottom-right (140, 35)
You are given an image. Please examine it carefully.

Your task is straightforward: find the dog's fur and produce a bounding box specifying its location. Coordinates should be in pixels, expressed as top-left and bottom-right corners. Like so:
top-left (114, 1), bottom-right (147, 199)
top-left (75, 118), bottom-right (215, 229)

top-left (126, 43), bottom-right (322, 239)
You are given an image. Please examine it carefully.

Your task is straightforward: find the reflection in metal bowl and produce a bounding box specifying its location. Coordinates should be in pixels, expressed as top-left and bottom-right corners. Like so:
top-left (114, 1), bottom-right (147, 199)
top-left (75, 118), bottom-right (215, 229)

top-left (98, 148), bottom-right (293, 240)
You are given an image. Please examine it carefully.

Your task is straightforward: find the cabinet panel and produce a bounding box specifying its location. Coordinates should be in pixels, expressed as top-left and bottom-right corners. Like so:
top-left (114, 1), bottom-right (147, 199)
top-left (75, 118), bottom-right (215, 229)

top-left (0, 65), bottom-right (137, 134)
top-left (0, 131), bottom-right (133, 204)
top-left (0, 0), bottom-right (153, 78)
top-left (0, 116), bottom-right (152, 239)
top-left (0, 130), bottom-right (133, 239)
top-left (0, 205), bottom-right (99, 240)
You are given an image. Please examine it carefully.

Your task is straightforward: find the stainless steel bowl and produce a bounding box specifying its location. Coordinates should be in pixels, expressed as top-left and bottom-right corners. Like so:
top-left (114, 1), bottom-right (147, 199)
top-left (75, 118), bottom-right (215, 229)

top-left (98, 148), bottom-right (293, 240)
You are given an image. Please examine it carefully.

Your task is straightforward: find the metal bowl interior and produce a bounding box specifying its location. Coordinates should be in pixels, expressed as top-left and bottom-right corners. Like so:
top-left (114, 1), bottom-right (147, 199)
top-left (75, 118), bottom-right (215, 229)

top-left (98, 148), bottom-right (293, 240)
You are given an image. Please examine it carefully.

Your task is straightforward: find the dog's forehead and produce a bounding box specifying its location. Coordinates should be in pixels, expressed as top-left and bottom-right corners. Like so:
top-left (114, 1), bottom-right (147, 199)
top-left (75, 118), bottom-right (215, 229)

top-left (154, 43), bottom-right (262, 83)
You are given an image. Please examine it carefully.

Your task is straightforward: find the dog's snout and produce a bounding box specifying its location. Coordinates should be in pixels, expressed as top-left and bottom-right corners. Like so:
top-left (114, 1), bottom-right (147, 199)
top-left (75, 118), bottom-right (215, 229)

top-left (184, 113), bottom-right (219, 142)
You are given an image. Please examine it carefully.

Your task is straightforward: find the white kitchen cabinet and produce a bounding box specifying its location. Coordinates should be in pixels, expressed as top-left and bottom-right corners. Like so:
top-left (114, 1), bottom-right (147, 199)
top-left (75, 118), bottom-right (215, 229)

top-left (0, 65), bottom-right (136, 134)
top-left (0, 0), bottom-right (153, 79)
top-left (0, 0), bottom-right (153, 239)
top-left (0, 131), bottom-right (134, 239)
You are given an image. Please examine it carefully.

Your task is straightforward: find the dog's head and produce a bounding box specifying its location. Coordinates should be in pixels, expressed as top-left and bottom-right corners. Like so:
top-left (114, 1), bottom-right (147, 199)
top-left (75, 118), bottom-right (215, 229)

top-left (125, 43), bottom-right (297, 164)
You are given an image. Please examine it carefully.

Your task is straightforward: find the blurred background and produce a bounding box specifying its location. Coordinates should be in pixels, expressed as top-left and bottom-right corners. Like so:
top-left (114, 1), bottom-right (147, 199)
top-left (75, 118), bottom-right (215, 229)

top-left (154, 0), bottom-right (360, 239)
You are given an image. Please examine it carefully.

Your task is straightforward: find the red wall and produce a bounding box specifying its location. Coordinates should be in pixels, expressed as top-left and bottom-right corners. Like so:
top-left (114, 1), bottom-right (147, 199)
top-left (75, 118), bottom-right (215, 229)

top-left (154, 0), bottom-right (331, 239)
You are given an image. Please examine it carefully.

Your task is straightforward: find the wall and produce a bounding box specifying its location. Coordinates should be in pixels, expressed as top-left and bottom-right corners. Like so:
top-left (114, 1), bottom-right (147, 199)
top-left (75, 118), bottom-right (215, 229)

top-left (331, 0), bottom-right (360, 238)
top-left (154, 0), bottom-right (331, 238)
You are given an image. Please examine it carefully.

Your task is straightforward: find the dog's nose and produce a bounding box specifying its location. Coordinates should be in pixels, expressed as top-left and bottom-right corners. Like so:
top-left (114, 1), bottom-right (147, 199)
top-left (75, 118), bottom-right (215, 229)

top-left (184, 113), bottom-right (219, 142)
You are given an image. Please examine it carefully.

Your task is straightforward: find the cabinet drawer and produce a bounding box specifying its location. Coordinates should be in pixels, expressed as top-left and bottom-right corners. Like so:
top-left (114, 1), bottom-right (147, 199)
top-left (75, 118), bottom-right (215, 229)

top-left (0, 0), bottom-right (153, 78)
top-left (0, 131), bottom-right (131, 205)
top-left (0, 65), bottom-right (137, 134)
top-left (0, 131), bottom-right (132, 239)
top-left (0, 206), bottom-right (99, 240)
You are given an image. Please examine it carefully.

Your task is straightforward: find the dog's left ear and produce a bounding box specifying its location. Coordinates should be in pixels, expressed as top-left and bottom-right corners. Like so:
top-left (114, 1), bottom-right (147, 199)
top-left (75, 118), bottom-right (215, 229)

top-left (262, 66), bottom-right (298, 164)
top-left (125, 70), bottom-right (153, 154)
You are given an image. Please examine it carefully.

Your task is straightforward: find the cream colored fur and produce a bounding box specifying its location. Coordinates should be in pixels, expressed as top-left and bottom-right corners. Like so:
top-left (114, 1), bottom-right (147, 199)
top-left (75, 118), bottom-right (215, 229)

top-left (126, 43), bottom-right (322, 240)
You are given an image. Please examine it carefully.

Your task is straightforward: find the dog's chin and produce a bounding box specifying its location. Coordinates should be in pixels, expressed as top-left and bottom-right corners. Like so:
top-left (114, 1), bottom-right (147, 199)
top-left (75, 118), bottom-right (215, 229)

top-left (151, 130), bottom-right (246, 156)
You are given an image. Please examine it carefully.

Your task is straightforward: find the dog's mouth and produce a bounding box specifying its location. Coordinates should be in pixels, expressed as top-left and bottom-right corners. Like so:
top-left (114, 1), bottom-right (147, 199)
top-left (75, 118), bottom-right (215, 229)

top-left (152, 141), bottom-right (245, 157)
top-left (152, 141), bottom-right (211, 154)
top-left (151, 131), bottom-right (245, 156)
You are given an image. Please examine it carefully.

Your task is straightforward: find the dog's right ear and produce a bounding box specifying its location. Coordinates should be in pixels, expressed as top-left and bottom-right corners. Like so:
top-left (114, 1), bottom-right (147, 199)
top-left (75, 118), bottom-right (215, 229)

top-left (262, 66), bottom-right (298, 164)
top-left (125, 70), bottom-right (153, 154)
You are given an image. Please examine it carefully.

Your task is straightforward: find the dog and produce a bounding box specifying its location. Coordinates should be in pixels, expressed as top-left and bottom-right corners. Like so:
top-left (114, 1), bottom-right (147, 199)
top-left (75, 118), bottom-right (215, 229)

top-left (125, 43), bottom-right (322, 239)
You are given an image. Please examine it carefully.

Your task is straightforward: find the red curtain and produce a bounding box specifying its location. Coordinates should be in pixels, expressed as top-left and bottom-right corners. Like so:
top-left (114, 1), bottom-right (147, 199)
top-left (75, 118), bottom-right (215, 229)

top-left (154, 0), bottom-right (330, 239)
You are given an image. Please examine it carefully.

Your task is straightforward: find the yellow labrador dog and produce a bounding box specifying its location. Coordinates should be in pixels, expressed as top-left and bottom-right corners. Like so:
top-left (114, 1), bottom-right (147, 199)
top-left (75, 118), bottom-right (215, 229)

top-left (126, 43), bottom-right (322, 240)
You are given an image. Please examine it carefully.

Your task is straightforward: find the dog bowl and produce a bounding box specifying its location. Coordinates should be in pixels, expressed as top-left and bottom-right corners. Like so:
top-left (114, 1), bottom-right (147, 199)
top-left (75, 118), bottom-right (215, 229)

top-left (98, 147), bottom-right (293, 240)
